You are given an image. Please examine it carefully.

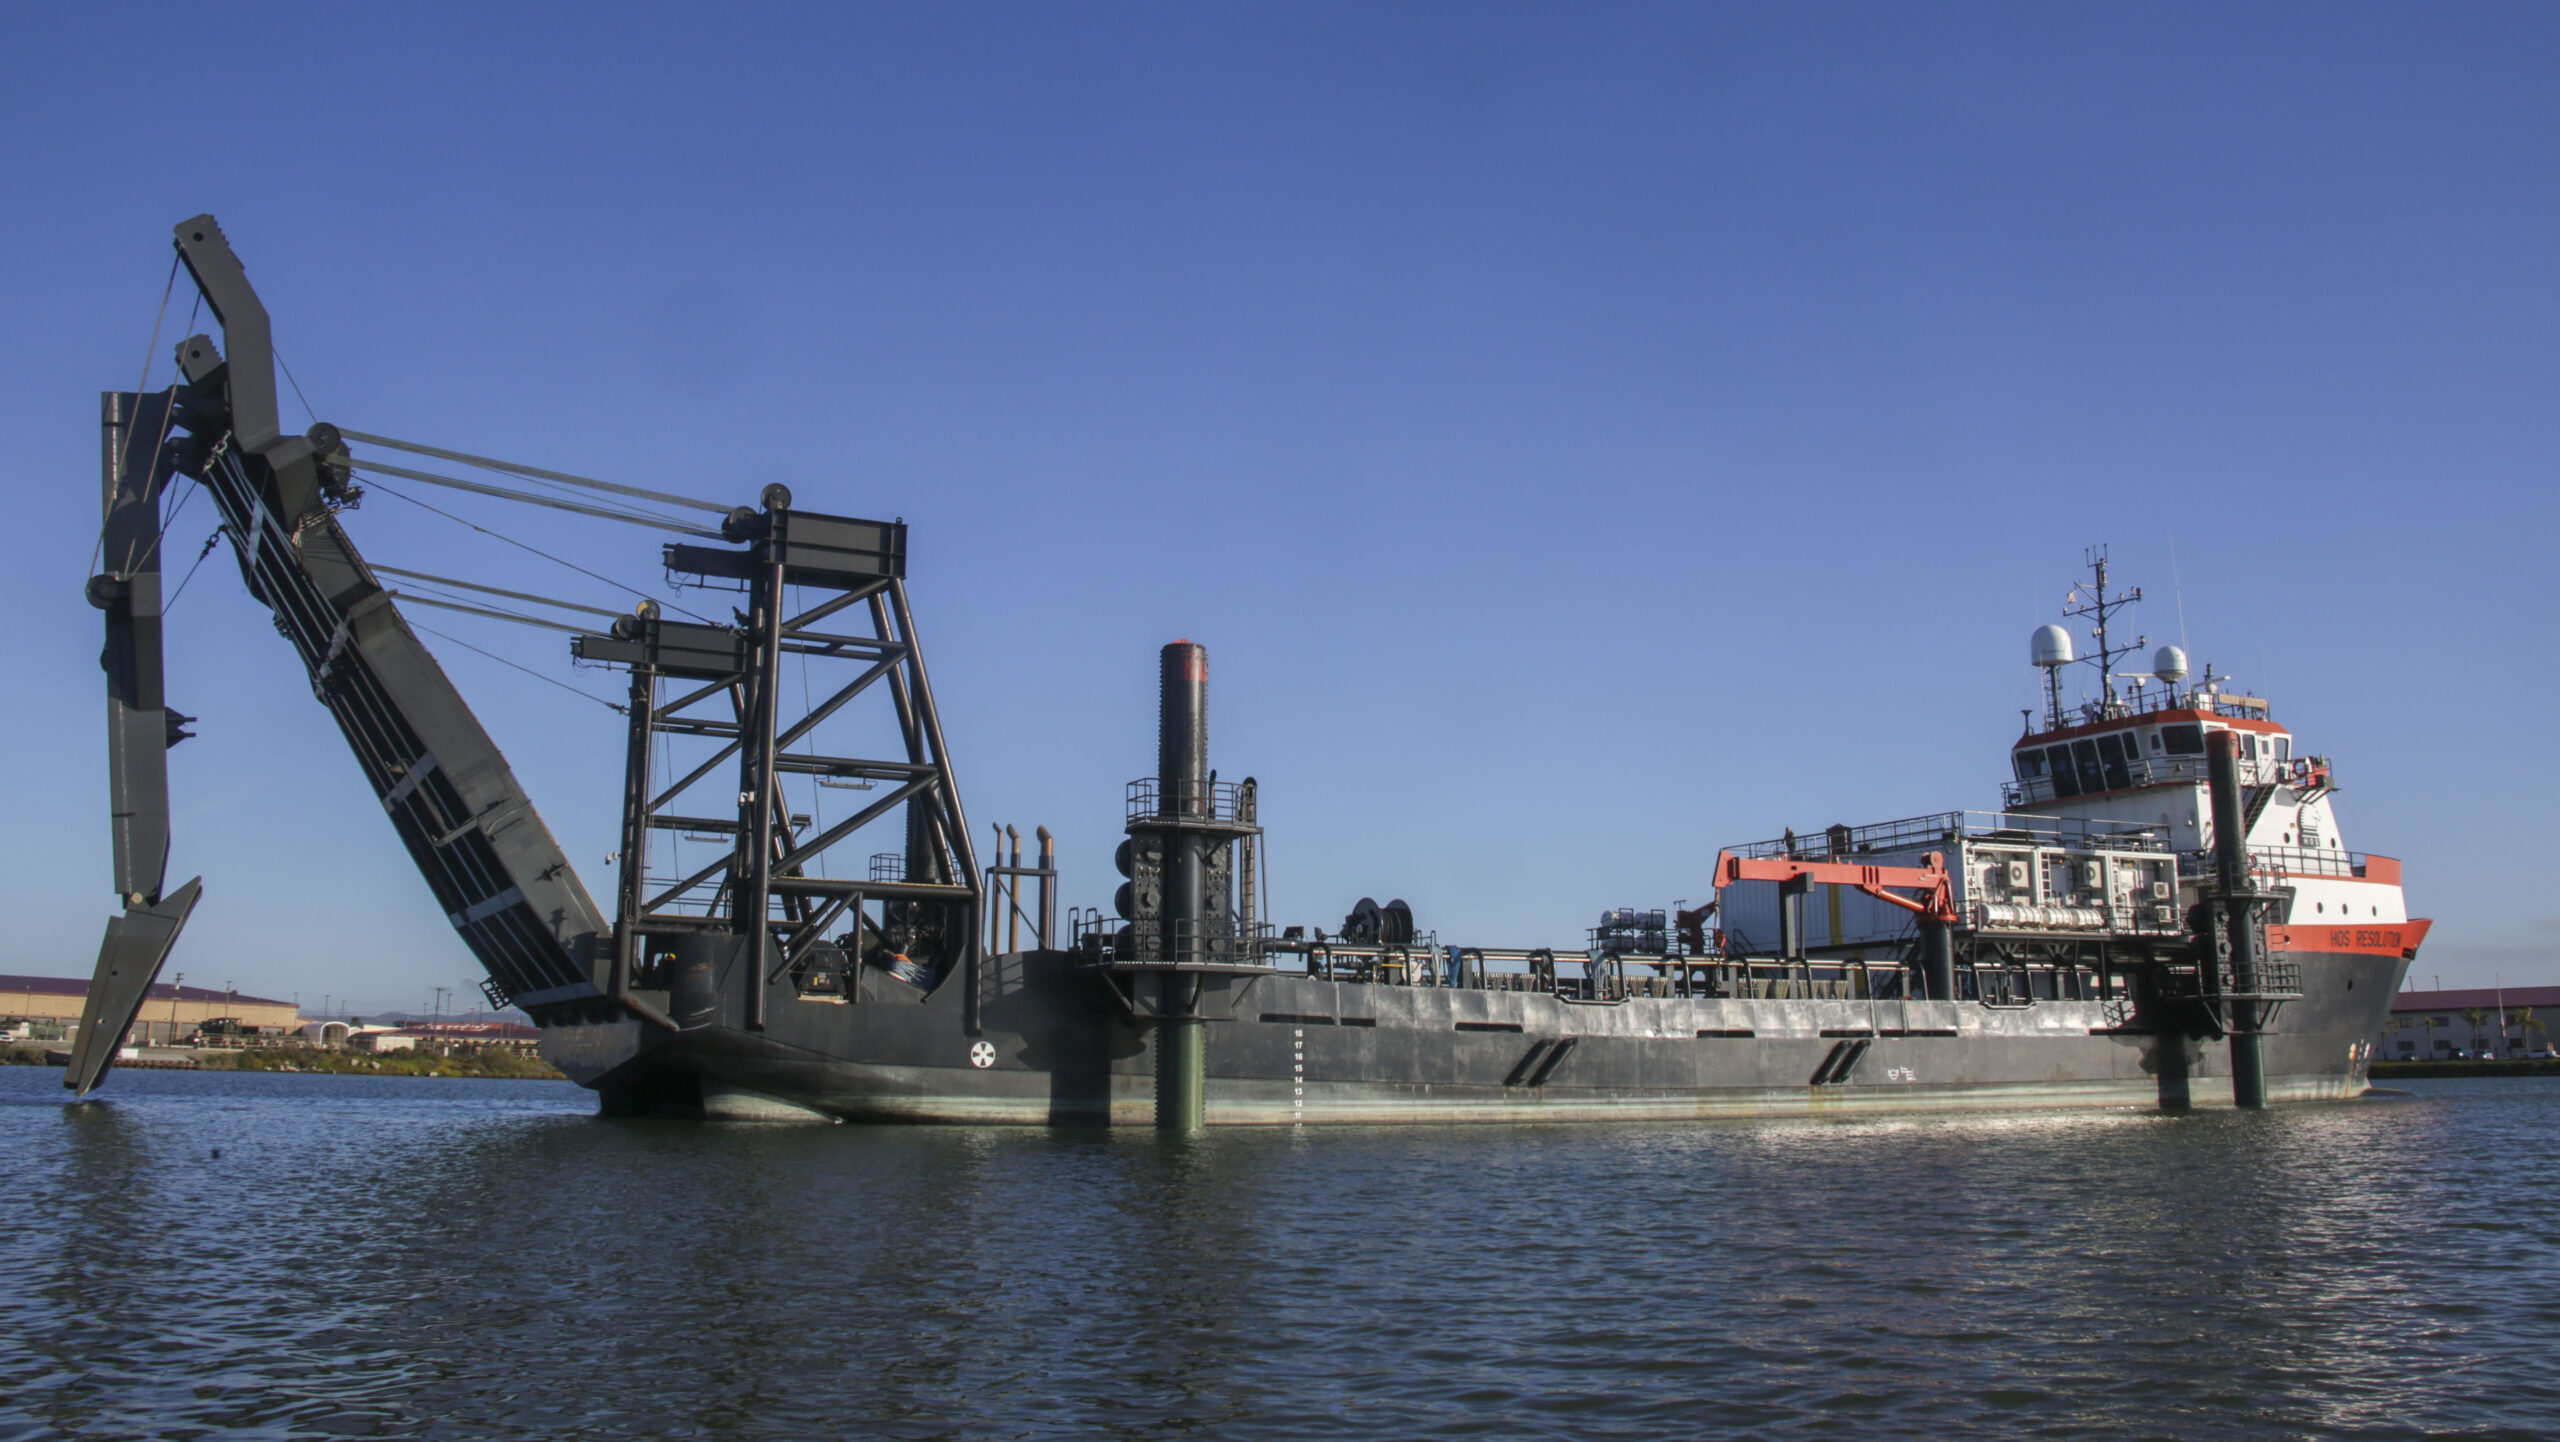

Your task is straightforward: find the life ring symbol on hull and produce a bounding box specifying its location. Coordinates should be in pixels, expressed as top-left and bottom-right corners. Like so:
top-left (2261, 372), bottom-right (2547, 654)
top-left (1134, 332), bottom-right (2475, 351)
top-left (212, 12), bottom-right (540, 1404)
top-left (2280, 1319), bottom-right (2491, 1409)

top-left (968, 1040), bottom-right (996, 1069)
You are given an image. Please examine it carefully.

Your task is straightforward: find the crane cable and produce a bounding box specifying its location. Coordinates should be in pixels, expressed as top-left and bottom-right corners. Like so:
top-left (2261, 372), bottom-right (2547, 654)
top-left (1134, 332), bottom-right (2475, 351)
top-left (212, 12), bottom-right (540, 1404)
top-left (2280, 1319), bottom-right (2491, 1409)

top-left (294, 395), bottom-right (720, 706)
top-left (359, 474), bottom-right (716, 624)
top-left (276, 347), bottom-right (319, 428)
top-left (91, 264), bottom-right (191, 580)
top-left (372, 564), bottom-right (625, 620)
top-left (336, 429), bottom-right (728, 518)
top-left (405, 619), bottom-right (626, 715)
top-left (386, 589), bottom-right (588, 633)
top-left (162, 526), bottom-right (227, 614)
top-left (343, 455), bottom-right (717, 535)
top-left (119, 280), bottom-right (697, 719)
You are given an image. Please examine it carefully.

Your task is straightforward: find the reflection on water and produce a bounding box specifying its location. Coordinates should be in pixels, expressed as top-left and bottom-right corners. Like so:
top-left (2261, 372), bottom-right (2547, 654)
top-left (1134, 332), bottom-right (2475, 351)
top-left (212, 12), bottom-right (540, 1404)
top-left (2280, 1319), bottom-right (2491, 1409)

top-left (4, 1069), bottom-right (2556, 1440)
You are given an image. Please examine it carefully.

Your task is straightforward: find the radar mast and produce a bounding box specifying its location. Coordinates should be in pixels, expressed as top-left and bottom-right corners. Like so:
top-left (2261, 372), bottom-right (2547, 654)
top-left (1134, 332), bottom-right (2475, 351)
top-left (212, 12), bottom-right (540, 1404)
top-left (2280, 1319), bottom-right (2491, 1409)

top-left (2063, 546), bottom-right (2145, 718)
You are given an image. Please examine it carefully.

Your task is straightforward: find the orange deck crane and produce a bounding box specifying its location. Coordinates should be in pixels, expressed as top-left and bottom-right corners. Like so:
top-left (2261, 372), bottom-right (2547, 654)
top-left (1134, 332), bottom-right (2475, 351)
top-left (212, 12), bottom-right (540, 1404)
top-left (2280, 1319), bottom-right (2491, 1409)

top-left (1710, 850), bottom-right (1958, 925)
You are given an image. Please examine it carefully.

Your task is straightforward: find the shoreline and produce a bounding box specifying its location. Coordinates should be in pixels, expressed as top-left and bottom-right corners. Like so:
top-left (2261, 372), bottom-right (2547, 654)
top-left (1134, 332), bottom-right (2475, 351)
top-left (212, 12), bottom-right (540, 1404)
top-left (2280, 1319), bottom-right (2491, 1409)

top-left (5, 1042), bottom-right (565, 1081)
top-left (2371, 1059), bottom-right (2560, 1079)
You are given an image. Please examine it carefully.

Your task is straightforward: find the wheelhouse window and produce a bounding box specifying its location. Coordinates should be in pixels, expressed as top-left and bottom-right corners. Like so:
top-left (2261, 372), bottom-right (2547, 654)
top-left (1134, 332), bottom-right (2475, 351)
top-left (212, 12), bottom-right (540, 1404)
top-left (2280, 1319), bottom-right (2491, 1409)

top-left (2071, 739), bottom-right (2105, 795)
top-left (2162, 723), bottom-right (2204, 755)
top-left (2096, 733), bottom-right (2133, 791)
top-left (2045, 744), bottom-right (2081, 798)
top-left (2015, 750), bottom-right (2047, 782)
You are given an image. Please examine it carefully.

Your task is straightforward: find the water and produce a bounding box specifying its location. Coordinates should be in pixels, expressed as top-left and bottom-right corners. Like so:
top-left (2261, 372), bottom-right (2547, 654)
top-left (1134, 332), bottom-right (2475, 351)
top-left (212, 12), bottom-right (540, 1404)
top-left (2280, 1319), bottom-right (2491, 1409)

top-left (3, 1070), bottom-right (2555, 1441)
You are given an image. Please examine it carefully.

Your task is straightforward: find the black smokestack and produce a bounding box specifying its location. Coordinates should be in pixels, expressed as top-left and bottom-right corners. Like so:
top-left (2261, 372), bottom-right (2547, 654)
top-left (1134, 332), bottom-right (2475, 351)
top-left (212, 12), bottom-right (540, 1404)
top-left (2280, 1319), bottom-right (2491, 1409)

top-left (1158, 640), bottom-right (1207, 817)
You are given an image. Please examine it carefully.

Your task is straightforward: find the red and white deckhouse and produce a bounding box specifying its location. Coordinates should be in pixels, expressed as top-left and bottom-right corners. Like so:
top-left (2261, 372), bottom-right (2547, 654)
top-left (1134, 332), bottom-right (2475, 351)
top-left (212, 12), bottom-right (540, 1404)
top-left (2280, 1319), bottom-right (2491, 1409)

top-left (2010, 554), bottom-right (2424, 969)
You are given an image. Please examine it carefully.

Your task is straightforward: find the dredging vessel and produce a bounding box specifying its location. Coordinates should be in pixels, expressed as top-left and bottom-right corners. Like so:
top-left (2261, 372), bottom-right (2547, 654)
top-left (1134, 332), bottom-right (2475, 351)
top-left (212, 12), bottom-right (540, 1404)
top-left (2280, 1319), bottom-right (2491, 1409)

top-left (71, 216), bottom-right (2425, 1123)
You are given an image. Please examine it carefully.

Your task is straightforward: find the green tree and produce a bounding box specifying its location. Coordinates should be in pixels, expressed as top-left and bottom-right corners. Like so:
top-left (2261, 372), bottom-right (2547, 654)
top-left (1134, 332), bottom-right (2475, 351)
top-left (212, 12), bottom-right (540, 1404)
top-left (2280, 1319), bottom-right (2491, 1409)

top-left (2462, 1007), bottom-right (2490, 1058)
top-left (2511, 1006), bottom-right (2545, 1056)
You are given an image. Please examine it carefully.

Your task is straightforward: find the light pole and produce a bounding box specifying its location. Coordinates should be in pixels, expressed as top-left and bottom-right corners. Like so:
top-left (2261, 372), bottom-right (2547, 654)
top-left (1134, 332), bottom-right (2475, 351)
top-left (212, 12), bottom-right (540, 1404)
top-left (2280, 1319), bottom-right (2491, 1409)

top-left (166, 971), bottom-right (184, 1046)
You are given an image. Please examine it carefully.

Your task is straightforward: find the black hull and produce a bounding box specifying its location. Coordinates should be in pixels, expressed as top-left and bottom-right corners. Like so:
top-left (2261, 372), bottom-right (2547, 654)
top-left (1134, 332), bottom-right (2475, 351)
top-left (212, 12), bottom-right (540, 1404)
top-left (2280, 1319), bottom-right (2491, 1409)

top-left (542, 947), bottom-right (2409, 1124)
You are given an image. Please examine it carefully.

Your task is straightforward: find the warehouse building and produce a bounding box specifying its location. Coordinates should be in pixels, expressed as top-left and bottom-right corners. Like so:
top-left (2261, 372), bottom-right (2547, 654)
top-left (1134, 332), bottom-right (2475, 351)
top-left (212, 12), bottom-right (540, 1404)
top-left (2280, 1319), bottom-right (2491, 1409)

top-left (2380, 985), bottom-right (2560, 1060)
top-left (0, 974), bottom-right (304, 1046)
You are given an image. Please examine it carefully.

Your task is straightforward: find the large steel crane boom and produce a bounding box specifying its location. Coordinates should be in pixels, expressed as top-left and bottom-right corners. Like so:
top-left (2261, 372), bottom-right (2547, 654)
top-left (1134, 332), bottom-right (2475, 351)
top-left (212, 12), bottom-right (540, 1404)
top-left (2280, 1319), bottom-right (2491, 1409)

top-left (166, 214), bottom-right (616, 1017)
top-left (67, 390), bottom-right (205, 1096)
top-left (70, 217), bottom-right (618, 1094)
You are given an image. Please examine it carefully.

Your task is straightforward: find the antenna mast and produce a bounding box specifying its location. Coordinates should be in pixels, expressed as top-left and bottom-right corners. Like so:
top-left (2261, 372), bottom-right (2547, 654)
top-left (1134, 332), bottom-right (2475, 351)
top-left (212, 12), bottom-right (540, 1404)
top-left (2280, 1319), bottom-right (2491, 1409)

top-left (2063, 546), bottom-right (2145, 716)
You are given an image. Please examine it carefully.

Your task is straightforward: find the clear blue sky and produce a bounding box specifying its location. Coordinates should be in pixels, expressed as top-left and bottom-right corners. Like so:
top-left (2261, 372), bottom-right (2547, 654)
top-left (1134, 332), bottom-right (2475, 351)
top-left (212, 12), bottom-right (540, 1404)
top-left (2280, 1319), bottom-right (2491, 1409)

top-left (4, 4), bottom-right (2552, 1012)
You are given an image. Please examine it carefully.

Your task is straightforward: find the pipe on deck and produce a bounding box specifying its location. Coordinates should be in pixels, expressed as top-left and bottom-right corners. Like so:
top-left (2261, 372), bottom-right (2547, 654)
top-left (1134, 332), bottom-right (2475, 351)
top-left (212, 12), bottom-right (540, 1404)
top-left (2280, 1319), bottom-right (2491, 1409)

top-left (2206, 729), bottom-right (2267, 1109)
top-left (1919, 918), bottom-right (1955, 1001)
top-left (1155, 641), bottom-right (1211, 1131)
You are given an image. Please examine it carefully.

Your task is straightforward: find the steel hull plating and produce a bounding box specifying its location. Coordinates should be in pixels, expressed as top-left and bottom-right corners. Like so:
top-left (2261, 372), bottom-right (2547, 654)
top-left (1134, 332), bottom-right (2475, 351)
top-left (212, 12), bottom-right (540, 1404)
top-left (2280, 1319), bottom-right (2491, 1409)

top-left (544, 948), bottom-right (2409, 1124)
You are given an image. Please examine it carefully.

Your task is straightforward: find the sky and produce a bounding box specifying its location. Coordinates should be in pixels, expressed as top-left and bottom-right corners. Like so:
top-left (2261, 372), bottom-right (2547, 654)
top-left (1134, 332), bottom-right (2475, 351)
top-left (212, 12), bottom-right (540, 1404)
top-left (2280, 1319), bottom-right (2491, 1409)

top-left (3, 3), bottom-right (2553, 1013)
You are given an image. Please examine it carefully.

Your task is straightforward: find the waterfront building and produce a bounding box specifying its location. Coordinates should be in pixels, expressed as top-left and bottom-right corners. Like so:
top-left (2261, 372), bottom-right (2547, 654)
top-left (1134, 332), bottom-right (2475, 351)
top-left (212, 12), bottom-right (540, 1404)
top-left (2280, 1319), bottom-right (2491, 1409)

top-left (2379, 985), bottom-right (2560, 1060)
top-left (314, 1022), bottom-right (545, 1056)
top-left (298, 1019), bottom-right (543, 1054)
top-left (394, 1022), bottom-right (543, 1056)
top-left (0, 974), bottom-right (303, 1046)
top-left (351, 1028), bottom-right (419, 1055)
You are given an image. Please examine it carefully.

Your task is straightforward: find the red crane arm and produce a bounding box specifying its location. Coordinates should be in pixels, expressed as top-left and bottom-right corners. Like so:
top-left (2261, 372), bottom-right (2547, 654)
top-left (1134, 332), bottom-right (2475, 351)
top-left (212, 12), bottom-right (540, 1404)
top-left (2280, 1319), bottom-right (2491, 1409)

top-left (1711, 850), bottom-right (1957, 924)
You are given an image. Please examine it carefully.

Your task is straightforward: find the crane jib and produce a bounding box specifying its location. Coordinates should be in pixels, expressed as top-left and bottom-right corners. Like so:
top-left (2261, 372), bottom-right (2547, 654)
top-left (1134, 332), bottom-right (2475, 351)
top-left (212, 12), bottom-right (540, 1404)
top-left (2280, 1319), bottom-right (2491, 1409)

top-left (74, 215), bottom-right (986, 1093)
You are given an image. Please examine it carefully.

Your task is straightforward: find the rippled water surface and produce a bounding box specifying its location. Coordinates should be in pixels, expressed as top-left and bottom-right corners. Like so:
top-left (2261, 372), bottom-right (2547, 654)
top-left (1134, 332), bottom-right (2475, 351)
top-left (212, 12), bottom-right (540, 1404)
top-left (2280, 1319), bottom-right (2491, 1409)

top-left (4, 1069), bottom-right (2556, 1440)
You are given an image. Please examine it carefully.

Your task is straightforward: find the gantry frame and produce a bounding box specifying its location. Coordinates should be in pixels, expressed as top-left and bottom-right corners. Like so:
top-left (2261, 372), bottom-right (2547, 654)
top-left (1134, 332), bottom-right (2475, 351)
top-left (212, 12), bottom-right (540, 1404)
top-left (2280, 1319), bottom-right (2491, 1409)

top-left (572, 490), bottom-right (982, 1032)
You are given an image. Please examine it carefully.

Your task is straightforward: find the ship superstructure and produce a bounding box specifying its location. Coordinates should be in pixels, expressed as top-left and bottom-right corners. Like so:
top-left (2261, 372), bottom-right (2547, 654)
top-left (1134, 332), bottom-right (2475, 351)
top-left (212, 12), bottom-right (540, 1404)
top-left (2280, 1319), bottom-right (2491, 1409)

top-left (2002, 553), bottom-right (2418, 981)
top-left (71, 218), bottom-right (2426, 1124)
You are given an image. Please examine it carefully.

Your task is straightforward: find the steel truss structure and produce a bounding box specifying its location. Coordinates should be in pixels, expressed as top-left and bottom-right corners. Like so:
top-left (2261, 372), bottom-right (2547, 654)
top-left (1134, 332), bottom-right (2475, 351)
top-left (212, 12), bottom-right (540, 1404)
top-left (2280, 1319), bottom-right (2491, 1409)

top-left (68, 213), bottom-right (985, 1091)
top-left (574, 498), bottom-right (981, 1032)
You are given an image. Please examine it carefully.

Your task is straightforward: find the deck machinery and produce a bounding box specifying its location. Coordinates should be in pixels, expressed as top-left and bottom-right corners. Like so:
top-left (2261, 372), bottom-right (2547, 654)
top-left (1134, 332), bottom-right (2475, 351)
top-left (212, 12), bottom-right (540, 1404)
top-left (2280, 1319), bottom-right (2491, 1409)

top-left (71, 217), bottom-right (2425, 1123)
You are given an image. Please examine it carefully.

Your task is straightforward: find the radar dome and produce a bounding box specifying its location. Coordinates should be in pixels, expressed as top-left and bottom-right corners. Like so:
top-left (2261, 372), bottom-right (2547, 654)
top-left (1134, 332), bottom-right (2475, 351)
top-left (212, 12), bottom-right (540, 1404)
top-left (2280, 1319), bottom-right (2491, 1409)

top-left (2031, 624), bottom-right (2074, 669)
top-left (2151, 645), bottom-right (2188, 684)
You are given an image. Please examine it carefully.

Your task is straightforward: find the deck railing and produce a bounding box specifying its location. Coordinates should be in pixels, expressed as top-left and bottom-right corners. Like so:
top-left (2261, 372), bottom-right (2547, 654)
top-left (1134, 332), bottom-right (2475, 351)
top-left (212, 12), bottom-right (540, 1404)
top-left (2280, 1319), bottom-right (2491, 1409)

top-left (1726, 810), bottom-right (2168, 862)
top-left (2176, 846), bottom-right (2369, 881)
top-left (1124, 778), bottom-right (1252, 824)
